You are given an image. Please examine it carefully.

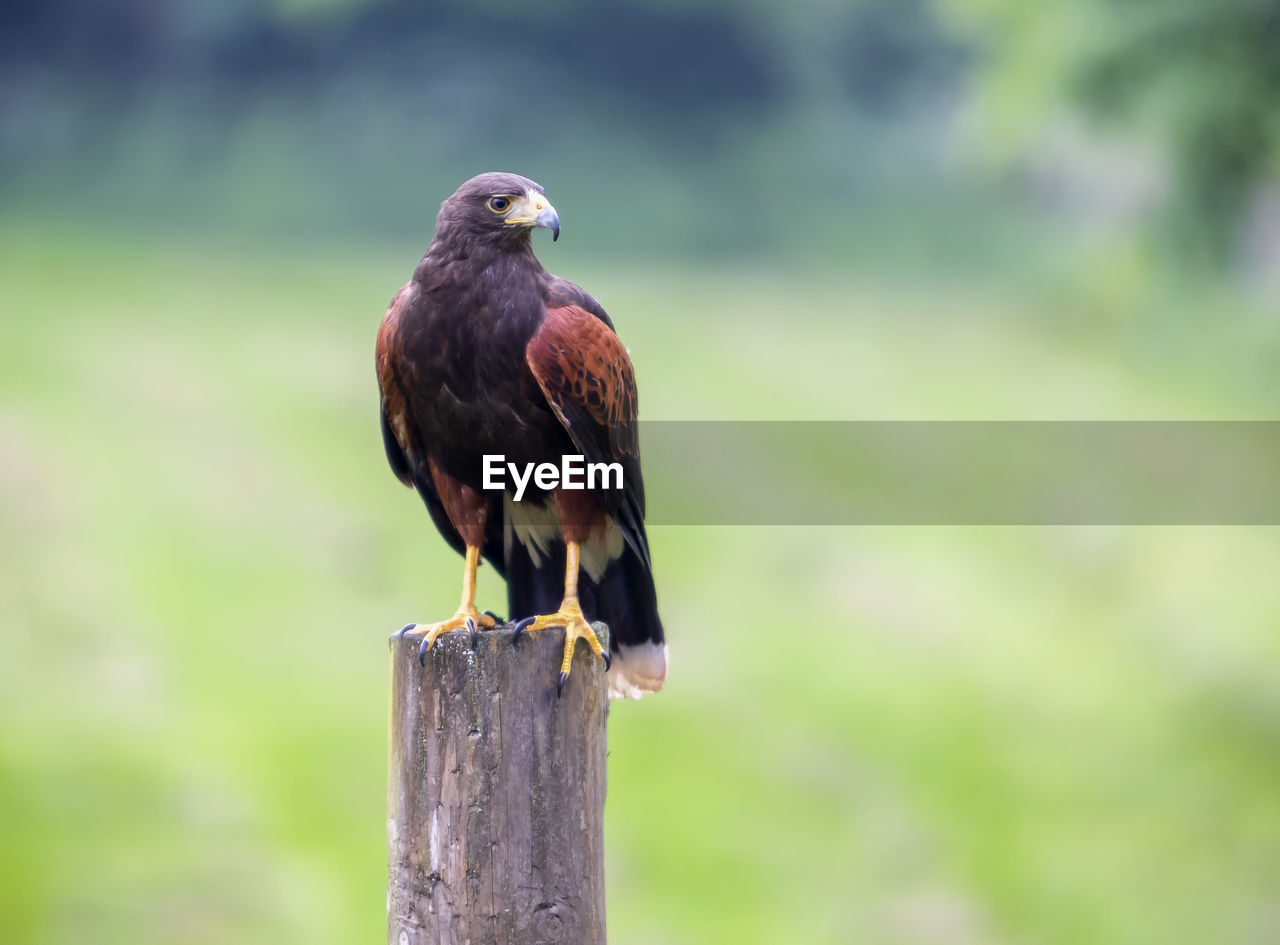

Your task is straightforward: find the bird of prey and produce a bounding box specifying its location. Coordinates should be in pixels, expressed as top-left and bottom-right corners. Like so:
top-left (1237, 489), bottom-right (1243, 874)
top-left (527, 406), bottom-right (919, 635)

top-left (376, 172), bottom-right (666, 698)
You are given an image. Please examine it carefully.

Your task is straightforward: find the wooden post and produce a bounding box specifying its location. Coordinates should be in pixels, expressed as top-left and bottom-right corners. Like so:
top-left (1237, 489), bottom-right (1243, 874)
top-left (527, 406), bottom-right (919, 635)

top-left (387, 624), bottom-right (610, 945)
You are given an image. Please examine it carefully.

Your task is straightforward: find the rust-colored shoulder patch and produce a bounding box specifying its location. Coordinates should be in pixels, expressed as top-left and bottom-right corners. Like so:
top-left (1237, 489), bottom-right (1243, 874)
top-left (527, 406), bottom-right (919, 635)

top-left (526, 304), bottom-right (638, 434)
top-left (377, 284), bottom-right (415, 485)
top-left (376, 284), bottom-right (411, 395)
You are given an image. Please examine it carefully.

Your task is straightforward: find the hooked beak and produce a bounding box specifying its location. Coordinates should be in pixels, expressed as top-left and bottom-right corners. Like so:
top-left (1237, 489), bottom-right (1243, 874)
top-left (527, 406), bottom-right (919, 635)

top-left (505, 190), bottom-right (560, 241)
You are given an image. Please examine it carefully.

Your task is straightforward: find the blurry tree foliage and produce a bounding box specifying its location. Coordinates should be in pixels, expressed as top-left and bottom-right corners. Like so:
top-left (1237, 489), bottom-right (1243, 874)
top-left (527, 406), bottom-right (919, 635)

top-left (945, 0), bottom-right (1280, 265)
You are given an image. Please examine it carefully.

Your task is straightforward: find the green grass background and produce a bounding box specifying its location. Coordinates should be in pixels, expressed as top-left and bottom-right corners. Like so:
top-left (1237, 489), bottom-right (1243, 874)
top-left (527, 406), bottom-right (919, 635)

top-left (2, 225), bottom-right (1279, 945)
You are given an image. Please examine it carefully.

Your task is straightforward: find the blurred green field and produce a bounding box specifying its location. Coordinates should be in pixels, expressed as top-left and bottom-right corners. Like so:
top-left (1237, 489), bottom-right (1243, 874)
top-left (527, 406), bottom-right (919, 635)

top-left (2, 226), bottom-right (1279, 945)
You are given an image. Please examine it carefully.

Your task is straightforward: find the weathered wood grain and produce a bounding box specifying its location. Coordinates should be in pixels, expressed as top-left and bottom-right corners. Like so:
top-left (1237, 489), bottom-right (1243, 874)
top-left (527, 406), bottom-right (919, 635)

top-left (387, 624), bottom-right (609, 945)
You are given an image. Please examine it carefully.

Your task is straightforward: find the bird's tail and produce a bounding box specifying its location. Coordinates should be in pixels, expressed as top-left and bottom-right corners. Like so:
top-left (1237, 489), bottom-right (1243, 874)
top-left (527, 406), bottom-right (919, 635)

top-left (584, 538), bottom-right (667, 699)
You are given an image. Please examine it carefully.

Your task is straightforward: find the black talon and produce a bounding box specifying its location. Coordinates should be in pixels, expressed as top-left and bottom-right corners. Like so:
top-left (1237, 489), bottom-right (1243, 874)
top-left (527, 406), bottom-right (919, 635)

top-left (418, 639), bottom-right (431, 665)
top-left (398, 623), bottom-right (416, 638)
top-left (602, 650), bottom-right (612, 671)
top-left (511, 616), bottom-right (535, 643)
top-left (466, 616), bottom-right (478, 648)
top-left (482, 610), bottom-right (502, 623)
top-left (557, 670), bottom-right (568, 697)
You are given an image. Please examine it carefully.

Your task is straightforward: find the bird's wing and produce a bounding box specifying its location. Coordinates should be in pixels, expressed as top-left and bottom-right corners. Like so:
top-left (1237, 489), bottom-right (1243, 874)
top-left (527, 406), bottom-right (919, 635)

top-left (547, 275), bottom-right (616, 330)
top-left (525, 299), bottom-right (651, 568)
top-left (377, 283), bottom-right (482, 566)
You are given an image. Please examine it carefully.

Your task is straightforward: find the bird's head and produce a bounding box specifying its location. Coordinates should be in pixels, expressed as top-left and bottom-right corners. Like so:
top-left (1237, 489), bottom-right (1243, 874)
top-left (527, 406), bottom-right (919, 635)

top-left (435, 172), bottom-right (561, 248)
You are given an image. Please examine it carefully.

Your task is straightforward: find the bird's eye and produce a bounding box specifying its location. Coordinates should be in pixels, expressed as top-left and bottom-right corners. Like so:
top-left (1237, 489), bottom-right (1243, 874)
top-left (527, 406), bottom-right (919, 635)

top-left (487, 196), bottom-right (511, 214)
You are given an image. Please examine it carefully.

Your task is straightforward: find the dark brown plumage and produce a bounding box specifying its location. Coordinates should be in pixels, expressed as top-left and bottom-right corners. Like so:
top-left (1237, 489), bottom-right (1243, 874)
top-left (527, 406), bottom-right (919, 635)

top-left (376, 172), bottom-right (666, 698)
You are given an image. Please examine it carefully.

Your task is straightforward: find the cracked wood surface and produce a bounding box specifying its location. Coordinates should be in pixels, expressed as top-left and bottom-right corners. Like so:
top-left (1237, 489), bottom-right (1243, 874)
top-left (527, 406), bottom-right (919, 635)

top-left (387, 625), bottom-right (609, 945)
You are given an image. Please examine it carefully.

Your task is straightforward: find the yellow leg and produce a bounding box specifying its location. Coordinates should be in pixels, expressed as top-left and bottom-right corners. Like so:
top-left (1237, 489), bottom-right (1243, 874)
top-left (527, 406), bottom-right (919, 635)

top-left (512, 540), bottom-right (609, 694)
top-left (400, 545), bottom-right (497, 655)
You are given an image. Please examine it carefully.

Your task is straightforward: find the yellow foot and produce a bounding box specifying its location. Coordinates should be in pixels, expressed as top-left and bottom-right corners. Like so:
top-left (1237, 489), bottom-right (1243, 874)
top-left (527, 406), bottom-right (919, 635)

top-left (399, 608), bottom-right (497, 661)
top-left (511, 599), bottom-right (610, 695)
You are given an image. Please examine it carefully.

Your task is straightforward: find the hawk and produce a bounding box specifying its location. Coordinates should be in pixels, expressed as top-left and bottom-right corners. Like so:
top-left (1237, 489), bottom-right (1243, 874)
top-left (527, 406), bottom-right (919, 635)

top-left (376, 172), bottom-right (666, 698)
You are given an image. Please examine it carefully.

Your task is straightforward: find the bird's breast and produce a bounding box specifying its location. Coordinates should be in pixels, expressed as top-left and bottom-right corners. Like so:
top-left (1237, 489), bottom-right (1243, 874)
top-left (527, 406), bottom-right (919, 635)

top-left (400, 286), bottom-right (569, 489)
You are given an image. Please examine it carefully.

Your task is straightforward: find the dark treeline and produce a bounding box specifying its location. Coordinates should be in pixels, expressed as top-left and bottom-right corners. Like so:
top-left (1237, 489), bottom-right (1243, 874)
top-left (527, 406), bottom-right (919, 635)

top-left (3, 0), bottom-right (1277, 269)
top-left (0, 0), bottom-right (955, 117)
top-left (2, 0), bottom-right (977, 261)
